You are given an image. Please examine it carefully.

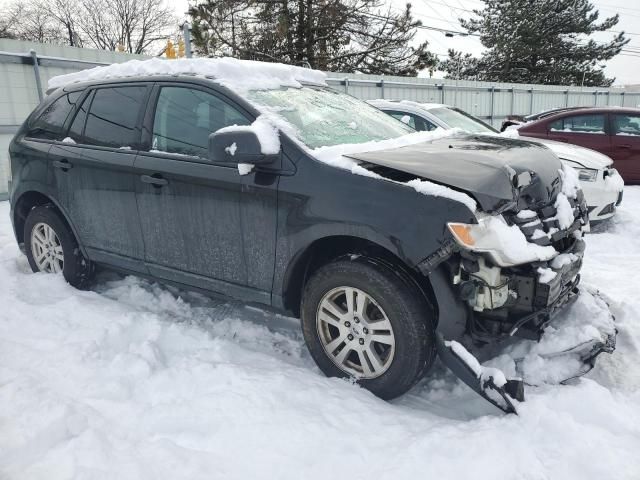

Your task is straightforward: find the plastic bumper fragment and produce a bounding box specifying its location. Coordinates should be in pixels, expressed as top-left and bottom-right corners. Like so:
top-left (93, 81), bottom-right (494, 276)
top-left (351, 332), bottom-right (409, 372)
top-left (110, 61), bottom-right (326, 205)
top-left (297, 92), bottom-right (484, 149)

top-left (435, 334), bottom-right (523, 414)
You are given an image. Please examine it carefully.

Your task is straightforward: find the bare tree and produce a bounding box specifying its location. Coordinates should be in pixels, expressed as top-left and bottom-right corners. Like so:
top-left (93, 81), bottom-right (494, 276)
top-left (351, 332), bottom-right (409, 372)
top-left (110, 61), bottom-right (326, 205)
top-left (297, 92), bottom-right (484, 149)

top-left (1, 0), bottom-right (177, 55)
top-left (1, 2), bottom-right (68, 44)
top-left (35, 0), bottom-right (85, 46)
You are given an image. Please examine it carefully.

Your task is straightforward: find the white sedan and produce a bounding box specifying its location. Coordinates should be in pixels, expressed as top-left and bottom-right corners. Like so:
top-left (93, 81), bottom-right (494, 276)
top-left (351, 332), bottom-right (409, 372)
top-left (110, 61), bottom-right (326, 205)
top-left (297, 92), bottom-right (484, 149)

top-left (368, 100), bottom-right (624, 224)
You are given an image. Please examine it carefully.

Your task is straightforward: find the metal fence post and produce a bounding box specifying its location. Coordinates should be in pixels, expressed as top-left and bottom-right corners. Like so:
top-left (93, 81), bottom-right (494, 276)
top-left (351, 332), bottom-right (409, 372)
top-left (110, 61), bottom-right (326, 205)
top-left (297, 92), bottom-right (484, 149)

top-left (621, 91), bottom-right (625, 107)
top-left (182, 23), bottom-right (192, 58)
top-left (380, 76), bottom-right (385, 99)
top-left (440, 84), bottom-right (445, 103)
top-left (489, 86), bottom-right (495, 124)
top-left (529, 88), bottom-right (534, 114)
top-left (30, 50), bottom-right (43, 102)
top-left (565, 90), bottom-right (569, 107)
top-left (344, 77), bottom-right (349, 94)
top-left (509, 88), bottom-right (515, 117)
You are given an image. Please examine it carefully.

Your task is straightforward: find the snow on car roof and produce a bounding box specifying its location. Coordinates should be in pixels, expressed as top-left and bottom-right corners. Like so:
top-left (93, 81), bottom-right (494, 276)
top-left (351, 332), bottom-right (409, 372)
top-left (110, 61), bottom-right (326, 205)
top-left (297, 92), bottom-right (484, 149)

top-left (48, 57), bottom-right (327, 92)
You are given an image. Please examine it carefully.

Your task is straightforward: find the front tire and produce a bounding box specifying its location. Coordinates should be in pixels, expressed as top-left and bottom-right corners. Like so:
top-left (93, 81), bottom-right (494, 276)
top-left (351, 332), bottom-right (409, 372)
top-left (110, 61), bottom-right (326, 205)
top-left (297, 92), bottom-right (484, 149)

top-left (24, 205), bottom-right (94, 289)
top-left (301, 258), bottom-right (436, 400)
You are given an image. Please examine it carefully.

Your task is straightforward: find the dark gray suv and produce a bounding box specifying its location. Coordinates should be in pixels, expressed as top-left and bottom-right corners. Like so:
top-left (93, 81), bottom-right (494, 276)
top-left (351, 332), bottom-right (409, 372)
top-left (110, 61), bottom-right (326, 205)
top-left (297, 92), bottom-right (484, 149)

top-left (7, 59), bottom-right (614, 413)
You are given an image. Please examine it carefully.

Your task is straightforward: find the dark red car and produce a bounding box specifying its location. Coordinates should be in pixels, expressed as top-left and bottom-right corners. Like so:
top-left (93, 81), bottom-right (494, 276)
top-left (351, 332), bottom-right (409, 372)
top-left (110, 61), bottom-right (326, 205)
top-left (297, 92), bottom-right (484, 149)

top-left (517, 107), bottom-right (640, 184)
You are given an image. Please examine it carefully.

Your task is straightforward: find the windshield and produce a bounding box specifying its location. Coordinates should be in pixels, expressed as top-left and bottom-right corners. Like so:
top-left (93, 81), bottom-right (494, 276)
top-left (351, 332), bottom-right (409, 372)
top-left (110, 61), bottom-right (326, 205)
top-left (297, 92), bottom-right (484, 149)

top-left (247, 86), bottom-right (414, 149)
top-left (429, 107), bottom-right (497, 134)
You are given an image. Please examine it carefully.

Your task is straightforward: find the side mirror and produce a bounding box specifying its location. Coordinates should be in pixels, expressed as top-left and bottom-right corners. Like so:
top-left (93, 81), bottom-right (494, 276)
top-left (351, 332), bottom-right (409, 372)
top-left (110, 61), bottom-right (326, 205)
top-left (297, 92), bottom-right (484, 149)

top-left (208, 129), bottom-right (279, 165)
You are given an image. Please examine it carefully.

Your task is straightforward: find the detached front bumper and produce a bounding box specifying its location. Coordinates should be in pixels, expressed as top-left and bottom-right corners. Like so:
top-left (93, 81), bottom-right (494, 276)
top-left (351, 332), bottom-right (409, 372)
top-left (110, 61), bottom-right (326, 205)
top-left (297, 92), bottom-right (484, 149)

top-left (436, 287), bottom-right (617, 415)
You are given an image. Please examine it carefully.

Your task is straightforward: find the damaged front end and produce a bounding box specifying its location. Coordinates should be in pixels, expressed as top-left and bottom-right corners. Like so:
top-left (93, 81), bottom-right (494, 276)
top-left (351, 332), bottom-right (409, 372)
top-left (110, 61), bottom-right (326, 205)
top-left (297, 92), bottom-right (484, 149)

top-left (348, 135), bottom-right (616, 413)
top-left (421, 166), bottom-right (616, 414)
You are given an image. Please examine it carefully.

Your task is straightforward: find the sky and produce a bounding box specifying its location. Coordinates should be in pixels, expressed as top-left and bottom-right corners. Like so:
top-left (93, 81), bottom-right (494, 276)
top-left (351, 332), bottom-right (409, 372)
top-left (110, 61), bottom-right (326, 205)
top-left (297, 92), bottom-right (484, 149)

top-left (173, 0), bottom-right (640, 86)
top-left (393, 0), bottom-right (640, 85)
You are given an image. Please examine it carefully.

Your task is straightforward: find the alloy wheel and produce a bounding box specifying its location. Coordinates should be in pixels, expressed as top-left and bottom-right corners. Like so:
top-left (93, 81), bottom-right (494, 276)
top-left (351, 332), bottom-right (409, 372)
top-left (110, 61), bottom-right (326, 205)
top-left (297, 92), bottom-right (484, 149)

top-left (316, 286), bottom-right (396, 379)
top-left (30, 222), bottom-right (64, 274)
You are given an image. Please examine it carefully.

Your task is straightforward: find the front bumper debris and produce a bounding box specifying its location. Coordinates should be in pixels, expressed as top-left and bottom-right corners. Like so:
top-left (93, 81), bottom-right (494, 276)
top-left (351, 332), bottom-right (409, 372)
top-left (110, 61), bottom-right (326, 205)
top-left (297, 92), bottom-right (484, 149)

top-left (436, 334), bottom-right (524, 414)
top-left (436, 289), bottom-right (616, 414)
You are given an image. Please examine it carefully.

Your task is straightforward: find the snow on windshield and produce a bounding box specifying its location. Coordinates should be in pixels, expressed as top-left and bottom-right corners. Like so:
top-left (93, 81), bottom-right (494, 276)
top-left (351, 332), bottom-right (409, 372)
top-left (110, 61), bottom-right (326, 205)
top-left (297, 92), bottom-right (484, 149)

top-left (247, 87), bottom-right (414, 149)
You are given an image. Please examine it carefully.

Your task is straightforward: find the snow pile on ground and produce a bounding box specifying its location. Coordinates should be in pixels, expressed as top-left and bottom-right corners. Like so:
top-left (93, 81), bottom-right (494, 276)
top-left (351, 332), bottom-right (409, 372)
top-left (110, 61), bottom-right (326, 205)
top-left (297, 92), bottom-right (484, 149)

top-left (47, 57), bottom-right (326, 93)
top-left (481, 288), bottom-right (616, 386)
top-left (1, 191), bottom-right (640, 479)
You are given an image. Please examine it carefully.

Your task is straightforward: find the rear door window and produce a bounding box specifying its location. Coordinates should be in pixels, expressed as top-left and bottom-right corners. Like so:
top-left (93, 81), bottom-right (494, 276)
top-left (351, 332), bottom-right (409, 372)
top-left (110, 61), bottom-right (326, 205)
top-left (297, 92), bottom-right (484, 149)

top-left (388, 111), bottom-right (417, 129)
top-left (83, 86), bottom-right (148, 148)
top-left (612, 114), bottom-right (640, 137)
top-left (387, 111), bottom-right (437, 132)
top-left (549, 114), bottom-right (606, 134)
top-left (27, 92), bottom-right (82, 140)
top-left (151, 86), bottom-right (250, 158)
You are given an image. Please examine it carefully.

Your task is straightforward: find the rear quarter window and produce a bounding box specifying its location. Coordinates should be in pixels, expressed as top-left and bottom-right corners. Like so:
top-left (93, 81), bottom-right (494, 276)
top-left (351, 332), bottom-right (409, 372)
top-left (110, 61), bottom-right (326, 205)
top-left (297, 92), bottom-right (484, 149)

top-left (27, 92), bottom-right (82, 140)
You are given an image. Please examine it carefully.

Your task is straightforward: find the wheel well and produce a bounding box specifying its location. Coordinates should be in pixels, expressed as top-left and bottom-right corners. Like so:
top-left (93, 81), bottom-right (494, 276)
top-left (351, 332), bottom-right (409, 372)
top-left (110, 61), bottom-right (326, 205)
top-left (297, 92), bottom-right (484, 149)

top-left (13, 191), bottom-right (59, 244)
top-left (282, 236), bottom-right (437, 318)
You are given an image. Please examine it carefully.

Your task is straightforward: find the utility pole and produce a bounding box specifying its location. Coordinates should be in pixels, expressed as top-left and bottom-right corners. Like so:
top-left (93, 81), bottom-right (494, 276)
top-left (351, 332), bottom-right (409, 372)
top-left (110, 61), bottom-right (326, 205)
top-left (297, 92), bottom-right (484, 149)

top-left (182, 23), bottom-right (193, 58)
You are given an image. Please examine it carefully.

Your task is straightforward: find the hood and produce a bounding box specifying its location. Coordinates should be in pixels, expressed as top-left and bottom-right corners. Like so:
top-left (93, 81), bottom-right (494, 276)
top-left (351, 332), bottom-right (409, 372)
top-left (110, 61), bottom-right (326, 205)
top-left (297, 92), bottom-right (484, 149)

top-left (520, 137), bottom-right (613, 169)
top-left (346, 134), bottom-right (563, 212)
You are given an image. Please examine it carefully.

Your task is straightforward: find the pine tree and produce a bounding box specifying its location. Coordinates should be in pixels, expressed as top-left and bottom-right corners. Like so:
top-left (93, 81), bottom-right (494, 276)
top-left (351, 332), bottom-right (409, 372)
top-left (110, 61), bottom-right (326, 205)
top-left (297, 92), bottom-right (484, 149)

top-left (442, 0), bottom-right (629, 86)
top-left (188, 0), bottom-right (438, 75)
top-left (439, 49), bottom-right (479, 80)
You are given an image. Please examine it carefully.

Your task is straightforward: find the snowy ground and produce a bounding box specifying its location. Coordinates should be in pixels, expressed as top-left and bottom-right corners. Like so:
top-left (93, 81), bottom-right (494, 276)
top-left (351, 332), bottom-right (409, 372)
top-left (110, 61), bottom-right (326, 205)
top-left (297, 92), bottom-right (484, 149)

top-left (1, 192), bottom-right (640, 480)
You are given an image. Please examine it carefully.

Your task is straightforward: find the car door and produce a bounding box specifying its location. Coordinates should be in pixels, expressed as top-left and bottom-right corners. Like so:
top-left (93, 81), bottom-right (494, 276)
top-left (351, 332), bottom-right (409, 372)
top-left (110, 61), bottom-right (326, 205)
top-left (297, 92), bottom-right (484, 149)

top-left (610, 112), bottom-right (640, 184)
top-left (48, 84), bottom-right (150, 272)
top-left (545, 113), bottom-right (610, 154)
top-left (134, 83), bottom-right (277, 304)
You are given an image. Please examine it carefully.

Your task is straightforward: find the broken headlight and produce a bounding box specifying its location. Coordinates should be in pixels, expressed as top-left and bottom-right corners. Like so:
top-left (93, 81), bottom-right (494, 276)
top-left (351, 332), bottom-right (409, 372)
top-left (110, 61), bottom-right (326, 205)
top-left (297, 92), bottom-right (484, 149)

top-left (447, 215), bottom-right (555, 267)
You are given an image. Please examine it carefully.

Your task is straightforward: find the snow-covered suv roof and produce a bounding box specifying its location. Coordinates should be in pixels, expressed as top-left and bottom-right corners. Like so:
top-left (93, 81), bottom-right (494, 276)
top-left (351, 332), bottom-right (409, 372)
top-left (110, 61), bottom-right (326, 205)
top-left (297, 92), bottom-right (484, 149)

top-left (48, 57), bottom-right (327, 93)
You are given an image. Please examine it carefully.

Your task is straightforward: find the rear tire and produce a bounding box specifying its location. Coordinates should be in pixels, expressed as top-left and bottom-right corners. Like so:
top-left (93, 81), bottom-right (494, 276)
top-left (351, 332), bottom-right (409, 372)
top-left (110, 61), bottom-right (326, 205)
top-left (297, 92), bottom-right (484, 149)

top-left (301, 258), bottom-right (436, 400)
top-left (24, 205), bottom-right (95, 289)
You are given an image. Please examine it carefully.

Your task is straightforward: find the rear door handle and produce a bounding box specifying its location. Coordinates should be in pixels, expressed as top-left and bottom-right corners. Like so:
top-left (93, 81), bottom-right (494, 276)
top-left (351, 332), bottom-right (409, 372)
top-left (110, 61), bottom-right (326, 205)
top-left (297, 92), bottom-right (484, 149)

top-left (52, 159), bottom-right (73, 171)
top-left (141, 174), bottom-right (168, 187)
top-left (618, 144), bottom-right (633, 149)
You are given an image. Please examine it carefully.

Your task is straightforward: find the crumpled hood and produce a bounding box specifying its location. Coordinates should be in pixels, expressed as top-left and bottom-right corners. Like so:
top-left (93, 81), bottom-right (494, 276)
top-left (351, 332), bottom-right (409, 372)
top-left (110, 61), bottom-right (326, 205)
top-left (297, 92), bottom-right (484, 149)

top-left (346, 134), bottom-right (563, 212)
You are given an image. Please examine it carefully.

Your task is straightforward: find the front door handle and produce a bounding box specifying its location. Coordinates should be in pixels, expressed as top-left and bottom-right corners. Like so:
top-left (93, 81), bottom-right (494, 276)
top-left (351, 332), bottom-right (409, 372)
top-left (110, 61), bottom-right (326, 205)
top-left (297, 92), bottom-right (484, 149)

top-left (141, 174), bottom-right (168, 187)
top-left (618, 144), bottom-right (633, 149)
top-left (52, 159), bottom-right (73, 171)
